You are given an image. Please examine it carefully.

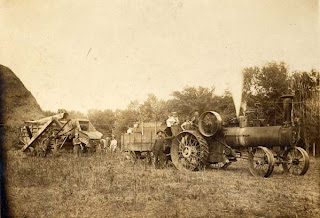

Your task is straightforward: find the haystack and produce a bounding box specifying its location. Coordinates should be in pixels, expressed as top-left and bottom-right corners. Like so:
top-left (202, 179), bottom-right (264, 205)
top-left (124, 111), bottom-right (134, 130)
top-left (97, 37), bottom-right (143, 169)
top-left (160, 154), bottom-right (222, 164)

top-left (0, 65), bottom-right (44, 149)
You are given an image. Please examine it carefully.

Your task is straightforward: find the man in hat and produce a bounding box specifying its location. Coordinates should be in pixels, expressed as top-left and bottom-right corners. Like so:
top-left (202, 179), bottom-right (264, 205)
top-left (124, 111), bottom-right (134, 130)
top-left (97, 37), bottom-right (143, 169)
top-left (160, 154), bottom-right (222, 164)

top-left (153, 130), bottom-right (167, 169)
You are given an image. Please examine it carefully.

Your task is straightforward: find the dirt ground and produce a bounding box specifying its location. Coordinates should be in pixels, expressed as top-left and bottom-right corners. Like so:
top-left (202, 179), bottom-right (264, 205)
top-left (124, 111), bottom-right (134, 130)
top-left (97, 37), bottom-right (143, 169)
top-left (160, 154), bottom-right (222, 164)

top-left (3, 150), bottom-right (320, 218)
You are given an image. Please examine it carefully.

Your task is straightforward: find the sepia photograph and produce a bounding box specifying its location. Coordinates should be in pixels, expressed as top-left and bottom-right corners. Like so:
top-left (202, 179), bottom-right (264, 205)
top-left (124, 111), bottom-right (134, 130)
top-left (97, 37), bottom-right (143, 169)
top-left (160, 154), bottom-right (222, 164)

top-left (0, 0), bottom-right (319, 217)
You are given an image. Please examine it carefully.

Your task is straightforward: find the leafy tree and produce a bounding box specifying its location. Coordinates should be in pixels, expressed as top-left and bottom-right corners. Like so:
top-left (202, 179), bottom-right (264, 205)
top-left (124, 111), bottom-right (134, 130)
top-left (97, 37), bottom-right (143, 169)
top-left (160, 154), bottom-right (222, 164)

top-left (168, 86), bottom-right (216, 119)
top-left (242, 62), bottom-right (290, 125)
top-left (127, 100), bottom-right (140, 111)
top-left (113, 109), bottom-right (138, 139)
top-left (133, 94), bottom-right (168, 122)
top-left (87, 109), bottom-right (116, 137)
top-left (291, 70), bottom-right (320, 152)
top-left (139, 94), bottom-right (158, 122)
top-left (165, 86), bottom-right (237, 122)
top-left (213, 90), bottom-right (236, 122)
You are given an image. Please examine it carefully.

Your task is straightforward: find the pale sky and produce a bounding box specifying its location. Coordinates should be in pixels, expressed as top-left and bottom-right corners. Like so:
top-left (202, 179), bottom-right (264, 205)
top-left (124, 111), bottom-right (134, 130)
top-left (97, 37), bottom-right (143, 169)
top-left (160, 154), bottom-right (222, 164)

top-left (0, 0), bottom-right (319, 113)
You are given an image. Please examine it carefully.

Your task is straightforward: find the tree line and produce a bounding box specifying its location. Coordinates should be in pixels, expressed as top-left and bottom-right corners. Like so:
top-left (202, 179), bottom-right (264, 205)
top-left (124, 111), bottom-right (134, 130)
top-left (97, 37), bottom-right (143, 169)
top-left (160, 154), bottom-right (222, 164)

top-left (44, 62), bottom-right (320, 153)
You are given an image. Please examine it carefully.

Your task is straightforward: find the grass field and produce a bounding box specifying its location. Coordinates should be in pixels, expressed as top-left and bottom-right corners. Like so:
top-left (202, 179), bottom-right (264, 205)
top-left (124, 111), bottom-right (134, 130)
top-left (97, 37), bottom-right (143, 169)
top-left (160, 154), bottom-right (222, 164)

top-left (3, 150), bottom-right (320, 218)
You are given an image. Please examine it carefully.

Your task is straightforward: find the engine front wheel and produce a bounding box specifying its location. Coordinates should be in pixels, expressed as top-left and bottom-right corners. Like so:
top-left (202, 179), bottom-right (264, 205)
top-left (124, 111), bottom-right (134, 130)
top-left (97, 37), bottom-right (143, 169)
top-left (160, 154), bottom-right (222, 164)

top-left (282, 147), bottom-right (309, 175)
top-left (248, 146), bottom-right (275, 178)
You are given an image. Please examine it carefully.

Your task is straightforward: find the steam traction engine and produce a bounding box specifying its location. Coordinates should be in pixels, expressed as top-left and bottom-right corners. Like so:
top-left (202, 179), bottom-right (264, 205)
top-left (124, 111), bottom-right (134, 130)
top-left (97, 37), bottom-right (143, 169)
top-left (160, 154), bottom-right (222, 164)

top-left (170, 95), bottom-right (310, 177)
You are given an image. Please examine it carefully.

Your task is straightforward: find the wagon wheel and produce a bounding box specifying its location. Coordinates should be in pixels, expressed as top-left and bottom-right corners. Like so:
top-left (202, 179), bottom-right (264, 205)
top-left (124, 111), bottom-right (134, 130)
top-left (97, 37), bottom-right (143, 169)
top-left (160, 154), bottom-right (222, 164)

top-left (171, 130), bottom-right (209, 171)
top-left (248, 146), bottom-right (275, 177)
top-left (282, 147), bottom-right (309, 175)
top-left (123, 150), bottom-right (138, 163)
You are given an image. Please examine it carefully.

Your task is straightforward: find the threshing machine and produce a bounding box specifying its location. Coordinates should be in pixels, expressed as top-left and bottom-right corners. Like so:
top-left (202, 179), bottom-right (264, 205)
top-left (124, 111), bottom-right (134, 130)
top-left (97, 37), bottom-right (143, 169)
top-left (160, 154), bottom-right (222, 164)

top-left (19, 113), bottom-right (103, 156)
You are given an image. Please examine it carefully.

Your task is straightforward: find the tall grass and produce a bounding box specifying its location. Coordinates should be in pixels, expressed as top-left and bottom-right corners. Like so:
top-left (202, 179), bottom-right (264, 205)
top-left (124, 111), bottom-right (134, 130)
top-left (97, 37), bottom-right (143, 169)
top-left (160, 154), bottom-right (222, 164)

top-left (4, 150), bottom-right (320, 218)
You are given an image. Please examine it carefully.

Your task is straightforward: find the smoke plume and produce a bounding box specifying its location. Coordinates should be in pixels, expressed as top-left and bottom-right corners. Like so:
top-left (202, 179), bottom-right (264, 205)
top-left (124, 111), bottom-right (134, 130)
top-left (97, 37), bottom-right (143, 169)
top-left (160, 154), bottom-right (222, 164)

top-left (227, 70), bottom-right (244, 117)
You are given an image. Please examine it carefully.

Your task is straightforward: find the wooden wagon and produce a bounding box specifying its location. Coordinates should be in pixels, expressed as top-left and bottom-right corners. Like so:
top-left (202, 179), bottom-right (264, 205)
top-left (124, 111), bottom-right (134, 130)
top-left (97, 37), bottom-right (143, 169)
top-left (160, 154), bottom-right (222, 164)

top-left (121, 122), bottom-right (166, 159)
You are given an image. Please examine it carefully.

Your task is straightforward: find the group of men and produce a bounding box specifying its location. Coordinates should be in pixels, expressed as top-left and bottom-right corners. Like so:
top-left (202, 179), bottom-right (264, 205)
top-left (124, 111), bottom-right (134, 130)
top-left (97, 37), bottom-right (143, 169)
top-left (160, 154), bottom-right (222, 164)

top-left (101, 136), bottom-right (118, 152)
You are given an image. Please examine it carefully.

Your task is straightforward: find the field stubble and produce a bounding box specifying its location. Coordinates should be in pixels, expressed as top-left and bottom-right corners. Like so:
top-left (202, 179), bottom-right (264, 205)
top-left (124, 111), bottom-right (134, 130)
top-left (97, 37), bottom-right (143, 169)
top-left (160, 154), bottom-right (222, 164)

top-left (4, 150), bottom-right (320, 218)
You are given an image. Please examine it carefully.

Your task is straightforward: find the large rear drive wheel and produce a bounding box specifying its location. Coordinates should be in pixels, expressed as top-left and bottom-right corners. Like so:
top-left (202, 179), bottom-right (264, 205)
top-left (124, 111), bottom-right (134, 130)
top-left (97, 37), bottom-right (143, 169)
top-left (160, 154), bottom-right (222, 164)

top-left (171, 131), bottom-right (209, 171)
top-left (248, 146), bottom-right (275, 177)
top-left (282, 147), bottom-right (309, 175)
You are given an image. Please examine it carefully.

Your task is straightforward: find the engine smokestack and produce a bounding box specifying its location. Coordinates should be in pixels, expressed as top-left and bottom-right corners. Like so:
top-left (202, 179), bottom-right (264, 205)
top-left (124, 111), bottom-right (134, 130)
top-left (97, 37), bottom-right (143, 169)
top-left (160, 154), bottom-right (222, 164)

top-left (280, 94), bottom-right (294, 125)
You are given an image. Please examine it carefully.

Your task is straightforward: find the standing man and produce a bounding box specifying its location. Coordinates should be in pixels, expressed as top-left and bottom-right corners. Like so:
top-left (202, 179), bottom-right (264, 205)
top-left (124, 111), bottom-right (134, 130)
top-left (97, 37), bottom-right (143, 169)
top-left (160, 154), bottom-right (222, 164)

top-left (110, 136), bottom-right (118, 152)
top-left (165, 112), bottom-right (180, 136)
top-left (153, 130), bottom-right (166, 169)
top-left (73, 129), bottom-right (82, 157)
